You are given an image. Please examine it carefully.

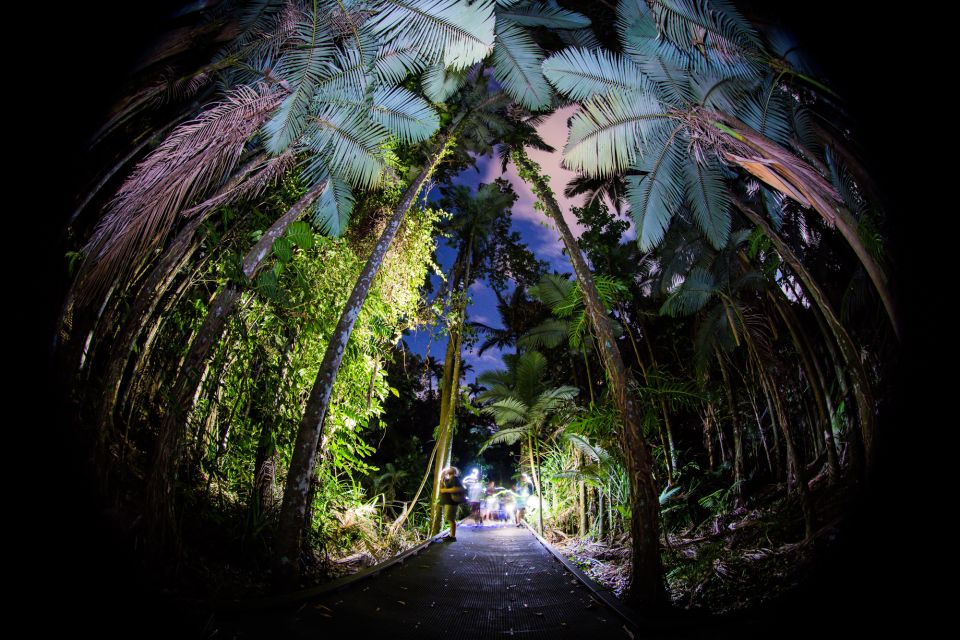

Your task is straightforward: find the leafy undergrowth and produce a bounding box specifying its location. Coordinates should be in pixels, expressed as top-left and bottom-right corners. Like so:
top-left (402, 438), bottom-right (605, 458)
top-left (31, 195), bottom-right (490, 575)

top-left (139, 486), bottom-right (429, 603)
top-left (550, 470), bottom-right (856, 613)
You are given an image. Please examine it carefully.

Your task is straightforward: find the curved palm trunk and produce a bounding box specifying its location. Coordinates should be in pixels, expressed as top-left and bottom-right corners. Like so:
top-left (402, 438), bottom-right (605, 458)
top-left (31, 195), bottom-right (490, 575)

top-left (769, 291), bottom-right (841, 482)
top-left (734, 196), bottom-right (876, 480)
top-left (275, 118), bottom-right (464, 577)
top-left (713, 112), bottom-right (899, 339)
top-left (146, 180), bottom-right (327, 549)
top-left (513, 150), bottom-right (666, 608)
top-left (93, 155), bottom-right (265, 449)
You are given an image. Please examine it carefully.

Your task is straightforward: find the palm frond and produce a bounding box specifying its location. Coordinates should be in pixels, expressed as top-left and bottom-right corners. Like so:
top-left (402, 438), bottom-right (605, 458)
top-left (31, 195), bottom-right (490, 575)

top-left (496, 0), bottom-right (590, 30)
top-left (518, 318), bottom-right (567, 349)
top-left (78, 85), bottom-right (281, 302)
top-left (562, 89), bottom-right (669, 178)
top-left (491, 21), bottom-right (552, 110)
top-left (313, 44), bottom-right (373, 99)
top-left (659, 265), bottom-right (716, 316)
top-left (367, 0), bottom-right (496, 71)
top-left (647, 0), bottom-right (761, 69)
top-left (373, 38), bottom-right (430, 85)
top-left (626, 123), bottom-right (686, 251)
top-left (421, 63), bottom-right (468, 102)
top-left (302, 104), bottom-right (389, 188)
top-left (738, 78), bottom-right (795, 149)
top-left (482, 397), bottom-right (529, 425)
top-left (556, 27), bottom-right (602, 49)
top-left (684, 155), bottom-right (731, 250)
top-left (564, 433), bottom-right (604, 463)
top-left (181, 150), bottom-right (295, 217)
top-left (312, 174), bottom-right (355, 236)
top-left (371, 86), bottom-right (440, 143)
top-left (516, 350), bottom-right (548, 400)
top-left (542, 48), bottom-right (650, 102)
top-left (480, 424), bottom-right (530, 450)
top-left (262, 8), bottom-right (336, 154)
top-left (532, 385), bottom-right (579, 413)
top-left (528, 273), bottom-right (573, 310)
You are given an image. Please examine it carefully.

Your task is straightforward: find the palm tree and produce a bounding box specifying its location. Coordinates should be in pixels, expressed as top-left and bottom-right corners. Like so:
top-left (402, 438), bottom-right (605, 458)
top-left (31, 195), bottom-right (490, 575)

top-left (478, 350), bottom-right (579, 534)
top-left (275, 75), bottom-right (520, 576)
top-left (540, 0), bottom-right (899, 342)
top-left (126, 2), bottom-right (468, 548)
top-left (426, 179), bottom-right (519, 534)
top-left (511, 149), bottom-right (666, 607)
top-left (659, 228), bottom-right (816, 538)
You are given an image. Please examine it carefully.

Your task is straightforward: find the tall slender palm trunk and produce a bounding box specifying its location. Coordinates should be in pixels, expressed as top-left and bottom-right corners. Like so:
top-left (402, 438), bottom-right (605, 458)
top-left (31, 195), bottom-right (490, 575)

top-left (512, 150), bottom-right (666, 608)
top-left (275, 117), bottom-right (464, 577)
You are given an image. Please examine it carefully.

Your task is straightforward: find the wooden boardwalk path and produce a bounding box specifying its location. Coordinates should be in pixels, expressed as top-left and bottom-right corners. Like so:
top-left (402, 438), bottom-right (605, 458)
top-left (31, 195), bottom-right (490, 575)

top-left (220, 523), bottom-right (639, 639)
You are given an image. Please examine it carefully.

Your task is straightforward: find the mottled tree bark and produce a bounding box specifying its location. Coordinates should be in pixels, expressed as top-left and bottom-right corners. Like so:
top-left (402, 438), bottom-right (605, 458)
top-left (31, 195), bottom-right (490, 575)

top-left (513, 150), bottom-right (666, 608)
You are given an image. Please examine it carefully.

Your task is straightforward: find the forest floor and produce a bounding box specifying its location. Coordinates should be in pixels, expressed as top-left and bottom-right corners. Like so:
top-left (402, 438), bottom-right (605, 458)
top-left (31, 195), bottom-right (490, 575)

top-left (117, 461), bottom-right (858, 619)
top-left (550, 466), bottom-right (856, 614)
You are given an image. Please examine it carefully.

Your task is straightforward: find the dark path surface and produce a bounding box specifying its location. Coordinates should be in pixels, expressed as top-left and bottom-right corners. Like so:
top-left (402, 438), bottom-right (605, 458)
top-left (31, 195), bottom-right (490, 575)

top-left (223, 523), bottom-right (636, 639)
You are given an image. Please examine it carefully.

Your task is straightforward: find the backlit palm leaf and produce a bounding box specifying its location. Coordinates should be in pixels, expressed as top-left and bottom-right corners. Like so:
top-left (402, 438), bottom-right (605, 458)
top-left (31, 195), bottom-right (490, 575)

top-left (366, 0), bottom-right (496, 71)
top-left (492, 21), bottom-right (552, 110)
top-left (371, 86), bottom-right (440, 143)
top-left (562, 89), bottom-right (669, 178)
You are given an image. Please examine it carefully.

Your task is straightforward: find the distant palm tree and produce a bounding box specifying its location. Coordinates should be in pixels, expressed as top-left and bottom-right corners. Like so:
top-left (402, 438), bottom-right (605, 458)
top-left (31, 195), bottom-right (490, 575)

top-left (478, 350), bottom-right (579, 534)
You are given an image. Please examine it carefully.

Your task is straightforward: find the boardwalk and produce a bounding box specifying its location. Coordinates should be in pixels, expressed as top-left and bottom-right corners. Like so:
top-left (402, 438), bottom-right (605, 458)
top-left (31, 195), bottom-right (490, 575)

top-left (223, 523), bottom-right (636, 639)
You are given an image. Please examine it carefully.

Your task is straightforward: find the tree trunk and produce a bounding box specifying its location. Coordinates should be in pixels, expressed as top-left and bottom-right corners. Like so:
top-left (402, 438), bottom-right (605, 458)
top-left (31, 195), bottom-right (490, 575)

top-left (716, 353), bottom-right (745, 506)
top-left (513, 150), bottom-right (666, 608)
top-left (734, 196), bottom-right (875, 480)
top-left (275, 119), bottom-right (463, 577)
top-left (430, 238), bottom-right (472, 534)
top-left (95, 154), bottom-right (267, 445)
